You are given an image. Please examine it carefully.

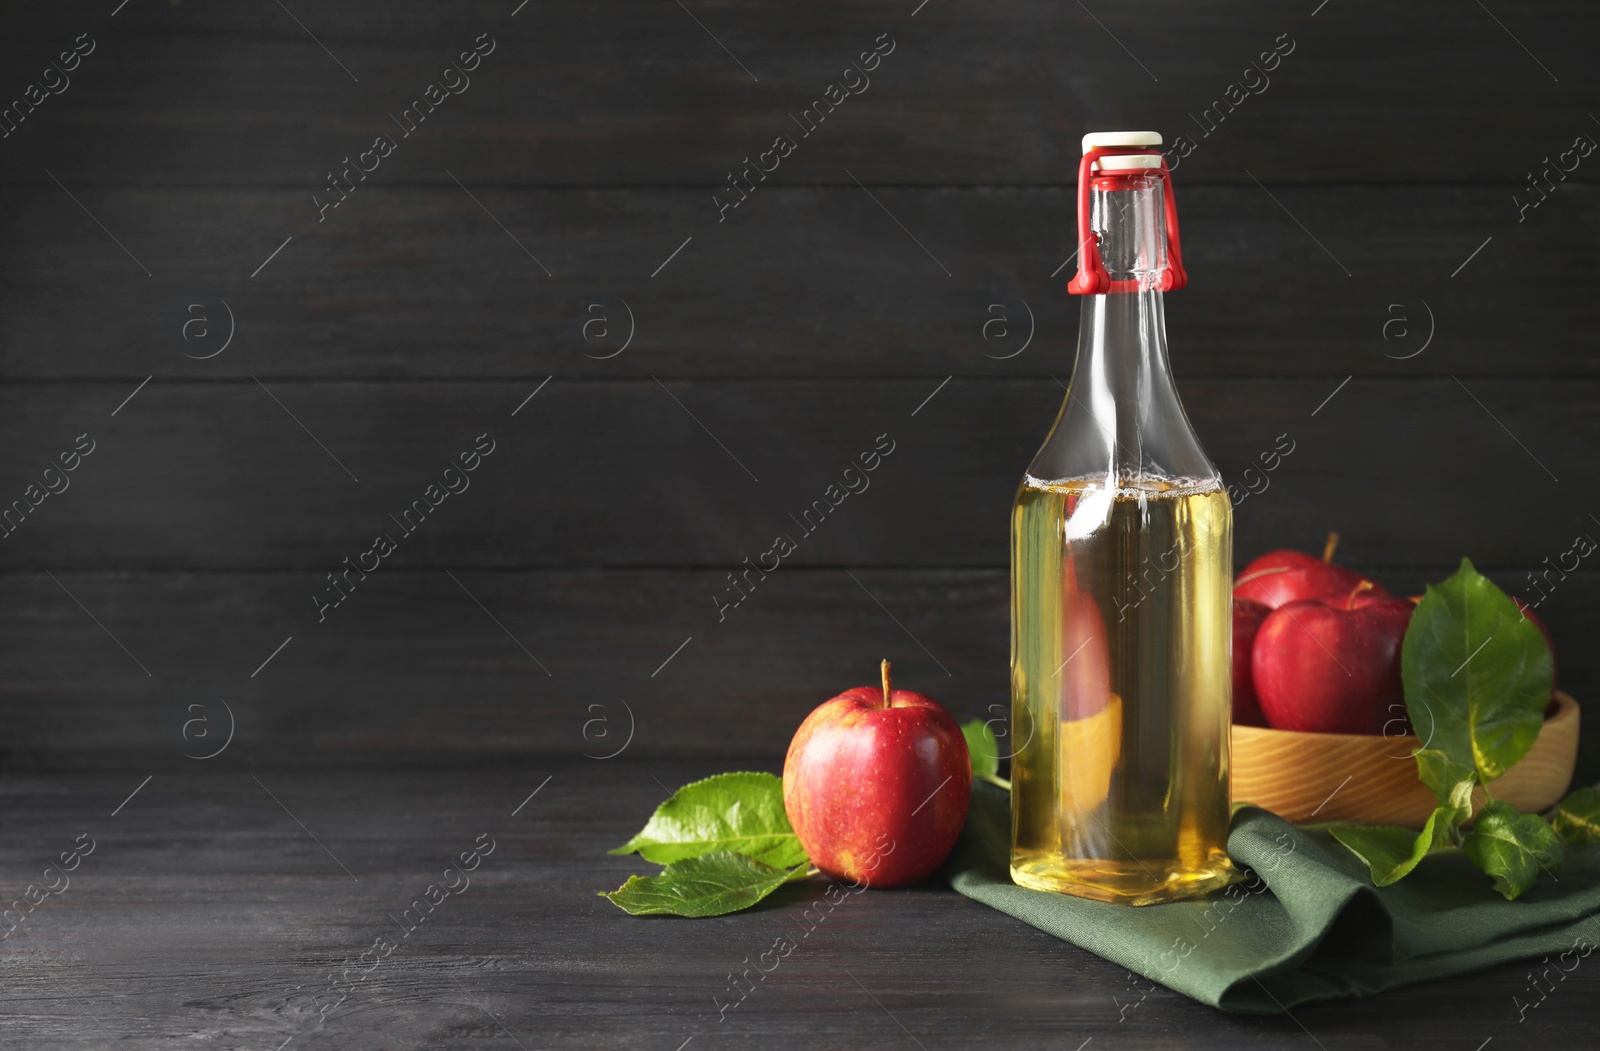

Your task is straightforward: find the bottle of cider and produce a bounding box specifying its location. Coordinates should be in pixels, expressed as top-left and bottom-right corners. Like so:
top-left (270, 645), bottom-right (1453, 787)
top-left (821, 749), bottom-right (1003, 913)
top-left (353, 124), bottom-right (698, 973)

top-left (1010, 131), bottom-right (1234, 905)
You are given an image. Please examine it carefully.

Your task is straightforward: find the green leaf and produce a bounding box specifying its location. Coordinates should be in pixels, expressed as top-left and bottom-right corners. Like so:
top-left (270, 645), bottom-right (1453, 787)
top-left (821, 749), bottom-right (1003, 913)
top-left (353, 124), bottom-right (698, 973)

top-left (961, 719), bottom-right (1000, 780)
top-left (1462, 800), bottom-right (1565, 901)
top-left (600, 851), bottom-right (808, 917)
top-left (1414, 748), bottom-right (1477, 824)
top-left (1331, 805), bottom-right (1457, 886)
top-left (1551, 786), bottom-right (1600, 845)
top-left (609, 772), bottom-right (808, 868)
top-left (1402, 559), bottom-right (1554, 783)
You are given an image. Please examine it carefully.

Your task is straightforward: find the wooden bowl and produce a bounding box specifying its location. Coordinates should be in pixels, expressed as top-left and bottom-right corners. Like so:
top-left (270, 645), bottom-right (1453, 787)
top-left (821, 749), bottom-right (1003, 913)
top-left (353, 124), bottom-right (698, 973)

top-left (1230, 691), bottom-right (1580, 827)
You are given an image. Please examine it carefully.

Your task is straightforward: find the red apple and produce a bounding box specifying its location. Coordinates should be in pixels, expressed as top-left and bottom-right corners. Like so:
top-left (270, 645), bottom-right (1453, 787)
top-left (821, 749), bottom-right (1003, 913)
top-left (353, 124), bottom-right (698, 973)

top-left (1232, 597), bottom-right (1271, 726)
top-left (1059, 577), bottom-right (1112, 722)
top-left (1514, 598), bottom-right (1558, 692)
top-left (1252, 582), bottom-right (1415, 734)
top-left (783, 661), bottom-right (971, 888)
top-left (1235, 532), bottom-right (1388, 610)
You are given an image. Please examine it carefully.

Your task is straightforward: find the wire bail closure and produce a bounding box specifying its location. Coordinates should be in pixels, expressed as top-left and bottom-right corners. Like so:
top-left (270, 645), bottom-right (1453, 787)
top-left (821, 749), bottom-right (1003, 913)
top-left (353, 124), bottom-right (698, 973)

top-left (1066, 147), bottom-right (1188, 295)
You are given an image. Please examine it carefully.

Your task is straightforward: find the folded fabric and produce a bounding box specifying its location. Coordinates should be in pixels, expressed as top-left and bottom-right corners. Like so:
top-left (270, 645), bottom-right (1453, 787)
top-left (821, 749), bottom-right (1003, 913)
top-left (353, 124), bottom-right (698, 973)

top-left (945, 783), bottom-right (1600, 1014)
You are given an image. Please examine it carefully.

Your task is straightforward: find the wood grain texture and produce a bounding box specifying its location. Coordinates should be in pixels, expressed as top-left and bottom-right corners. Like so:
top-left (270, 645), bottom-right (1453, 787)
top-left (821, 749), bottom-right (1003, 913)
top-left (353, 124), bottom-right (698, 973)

top-left (0, 378), bottom-right (1593, 570)
top-left (1, 1), bottom-right (1596, 187)
top-left (2, 569), bottom-right (1595, 783)
top-left (1232, 692), bottom-right (1581, 826)
top-left (2, 1), bottom-right (1597, 1044)
top-left (1, 763), bottom-right (1597, 1050)
top-left (1, 185), bottom-right (1594, 381)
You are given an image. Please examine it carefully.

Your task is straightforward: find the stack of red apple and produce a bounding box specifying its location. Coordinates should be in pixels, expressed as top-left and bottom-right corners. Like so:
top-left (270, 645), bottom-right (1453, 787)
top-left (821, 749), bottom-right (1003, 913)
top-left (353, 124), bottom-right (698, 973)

top-left (1233, 534), bottom-right (1554, 734)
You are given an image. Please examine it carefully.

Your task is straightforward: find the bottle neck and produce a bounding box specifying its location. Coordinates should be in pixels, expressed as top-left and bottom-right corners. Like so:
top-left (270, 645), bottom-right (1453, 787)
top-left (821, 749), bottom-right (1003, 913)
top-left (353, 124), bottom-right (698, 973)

top-left (1074, 171), bottom-right (1177, 442)
top-left (1028, 170), bottom-right (1216, 489)
top-left (1074, 287), bottom-right (1174, 415)
top-left (1091, 170), bottom-right (1168, 288)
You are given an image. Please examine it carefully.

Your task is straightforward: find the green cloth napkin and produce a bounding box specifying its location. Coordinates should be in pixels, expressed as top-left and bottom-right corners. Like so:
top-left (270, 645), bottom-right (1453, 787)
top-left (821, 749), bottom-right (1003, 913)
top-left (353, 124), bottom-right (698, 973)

top-left (946, 783), bottom-right (1600, 1014)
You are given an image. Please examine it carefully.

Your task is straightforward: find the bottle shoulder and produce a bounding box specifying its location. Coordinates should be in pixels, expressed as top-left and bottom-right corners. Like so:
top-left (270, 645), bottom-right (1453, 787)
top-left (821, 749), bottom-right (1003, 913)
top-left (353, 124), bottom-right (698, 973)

top-left (1024, 410), bottom-right (1223, 491)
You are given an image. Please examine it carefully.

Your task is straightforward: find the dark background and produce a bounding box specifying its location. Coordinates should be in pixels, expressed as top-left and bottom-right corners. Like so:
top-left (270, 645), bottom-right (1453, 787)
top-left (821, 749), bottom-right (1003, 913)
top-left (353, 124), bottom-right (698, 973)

top-left (1, 2), bottom-right (1598, 1048)
top-left (2, 0), bottom-right (1596, 772)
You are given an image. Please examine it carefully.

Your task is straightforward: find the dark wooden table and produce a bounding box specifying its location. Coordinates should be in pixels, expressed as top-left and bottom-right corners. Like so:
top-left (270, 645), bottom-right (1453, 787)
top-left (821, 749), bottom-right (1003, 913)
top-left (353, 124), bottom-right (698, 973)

top-left (4, 758), bottom-right (1594, 1050)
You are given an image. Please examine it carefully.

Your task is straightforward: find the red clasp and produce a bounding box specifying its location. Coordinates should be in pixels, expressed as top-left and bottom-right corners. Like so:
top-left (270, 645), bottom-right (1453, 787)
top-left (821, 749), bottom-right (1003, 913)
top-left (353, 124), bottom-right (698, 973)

top-left (1066, 147), bottom-right (1188, 295)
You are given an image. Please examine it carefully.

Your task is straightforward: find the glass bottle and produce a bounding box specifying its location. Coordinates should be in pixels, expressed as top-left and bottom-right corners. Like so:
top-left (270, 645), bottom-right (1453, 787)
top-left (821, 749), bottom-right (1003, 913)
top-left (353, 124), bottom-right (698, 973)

top-left (1009, 131), bottom-right (1234, 905)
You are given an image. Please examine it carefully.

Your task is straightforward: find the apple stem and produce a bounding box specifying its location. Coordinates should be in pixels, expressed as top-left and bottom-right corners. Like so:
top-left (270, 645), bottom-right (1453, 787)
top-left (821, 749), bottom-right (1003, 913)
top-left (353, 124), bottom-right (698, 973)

top-left (1323, 531), bottom-right (1341, 563)
top-left (805, 865), bottom-right (821, 878)
top-left (1234, 565), bottom-right (1292, 587)
top-left (881, 659), bottom-right (892, 709)
top-left (980, 774), bottom-right (1012, 792)
top-left (1344, 579), bottom-right (1374, 610)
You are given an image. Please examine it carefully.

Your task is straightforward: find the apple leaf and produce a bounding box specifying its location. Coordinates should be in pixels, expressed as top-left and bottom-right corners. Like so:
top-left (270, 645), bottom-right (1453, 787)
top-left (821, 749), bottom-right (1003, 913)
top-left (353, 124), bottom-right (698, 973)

top-left (1414, 748), bottom-right (1477, 824)
top-left (1330, 805), bottom-right (1457, 887)
top-left (1462, 800), bottom-right (1565, 901)
top-left (1333, 561), bottom-right (1562, 899)
top-left (601, 852), bottom-right (809, 917)
top-left (1402, 559), bottom-right (1553, 783)
top-left (1551, 786), bottom-right (1600, 846)
top-left (609, 772), bottom-right (809, 868)
top-left (961, 719), bottom-right (1000, 780)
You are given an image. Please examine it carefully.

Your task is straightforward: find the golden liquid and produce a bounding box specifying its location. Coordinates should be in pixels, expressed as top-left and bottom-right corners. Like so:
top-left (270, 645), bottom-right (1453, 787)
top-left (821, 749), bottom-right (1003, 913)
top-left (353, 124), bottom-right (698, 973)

top-left (1010, 478), bottom-right (1235, 905)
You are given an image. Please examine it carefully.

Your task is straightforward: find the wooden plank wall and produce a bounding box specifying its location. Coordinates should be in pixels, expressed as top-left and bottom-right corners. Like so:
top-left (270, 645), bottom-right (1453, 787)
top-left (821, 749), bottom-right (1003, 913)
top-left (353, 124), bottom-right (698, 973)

top-left (1, 1), bottom-right (1596, 773)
